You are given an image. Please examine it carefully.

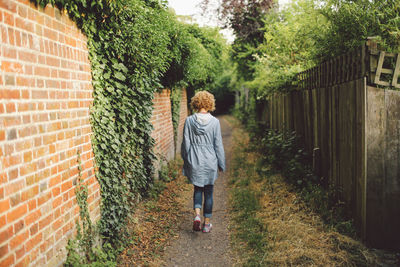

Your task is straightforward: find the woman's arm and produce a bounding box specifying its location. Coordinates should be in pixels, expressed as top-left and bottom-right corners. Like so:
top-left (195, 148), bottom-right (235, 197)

top-left (181, 117), bottom-right (191, 162)
top-left (214, 120), bottom-right (225, 172)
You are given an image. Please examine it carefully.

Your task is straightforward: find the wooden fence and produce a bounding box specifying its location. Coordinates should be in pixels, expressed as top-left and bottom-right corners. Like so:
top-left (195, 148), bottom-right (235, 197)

top-left (261, 40), bottom-right (400, 249)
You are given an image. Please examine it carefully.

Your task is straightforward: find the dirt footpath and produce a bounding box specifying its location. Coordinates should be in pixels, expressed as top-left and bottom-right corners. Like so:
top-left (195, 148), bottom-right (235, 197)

top-left (162, 116), bottom-right (233, 267)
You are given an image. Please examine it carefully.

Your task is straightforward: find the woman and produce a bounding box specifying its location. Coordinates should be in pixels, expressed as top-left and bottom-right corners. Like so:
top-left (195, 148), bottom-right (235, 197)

top-left (181, 91), bottom-right (225, 233)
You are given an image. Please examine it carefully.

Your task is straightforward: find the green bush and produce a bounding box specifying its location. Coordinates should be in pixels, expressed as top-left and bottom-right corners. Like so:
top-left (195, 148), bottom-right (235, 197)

top-left (32, 0), bottom-right (227, 260)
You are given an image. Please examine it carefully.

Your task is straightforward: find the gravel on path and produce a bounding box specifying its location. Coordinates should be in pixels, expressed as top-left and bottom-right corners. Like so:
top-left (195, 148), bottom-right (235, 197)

top-left (162, 116), bottom-right (233, 267)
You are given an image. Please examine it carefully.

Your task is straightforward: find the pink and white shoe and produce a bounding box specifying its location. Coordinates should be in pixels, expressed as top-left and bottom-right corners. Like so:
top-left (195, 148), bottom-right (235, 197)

top-left (202, 223), bottom-right (212, 233)
top-left (193, 215), bottom-right (201, 231)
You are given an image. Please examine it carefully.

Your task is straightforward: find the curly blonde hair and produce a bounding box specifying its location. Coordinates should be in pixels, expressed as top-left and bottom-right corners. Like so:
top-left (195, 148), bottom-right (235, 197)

top-left (190, 91), bottom-right (216, 112)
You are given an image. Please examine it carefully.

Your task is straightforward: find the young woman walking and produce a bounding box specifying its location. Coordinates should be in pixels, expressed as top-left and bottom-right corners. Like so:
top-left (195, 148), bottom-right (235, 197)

top-left (181, 91), bottom-right (225, 233)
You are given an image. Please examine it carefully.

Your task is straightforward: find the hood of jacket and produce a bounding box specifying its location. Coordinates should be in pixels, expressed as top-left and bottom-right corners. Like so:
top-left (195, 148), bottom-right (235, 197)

top-left (191, 113), bottom-right (213, 135)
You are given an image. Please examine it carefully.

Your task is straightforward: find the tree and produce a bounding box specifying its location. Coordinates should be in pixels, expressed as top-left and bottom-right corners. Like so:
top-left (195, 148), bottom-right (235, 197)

top-left (201, 0), bottom-right (275, 80)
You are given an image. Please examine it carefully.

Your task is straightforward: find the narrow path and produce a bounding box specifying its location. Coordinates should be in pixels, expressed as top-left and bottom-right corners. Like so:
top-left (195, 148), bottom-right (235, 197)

top-left (162, 116), bottom-right (233, 266)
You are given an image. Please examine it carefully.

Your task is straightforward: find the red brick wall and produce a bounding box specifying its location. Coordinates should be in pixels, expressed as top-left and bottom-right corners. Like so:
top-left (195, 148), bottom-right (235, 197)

top-left (150, 89), bottom-right (175, 162)
top-left (150, 88), bottom-right (188, 162)
top-left (0, 1), bottom-right (99, 266)
top-left (0, 1), bottom-right (188, 266)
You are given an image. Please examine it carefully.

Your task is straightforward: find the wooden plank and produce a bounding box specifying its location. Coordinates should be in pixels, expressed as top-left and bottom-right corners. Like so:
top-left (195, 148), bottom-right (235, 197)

top-left (355, 78), bottom-right (367, 240)
top-left (392, 54), bottom-right (400, 88)
top-left (374, 51), bottom-right (391, 86)
top-left (366, 86), bottom-right (386, 246)
top-left (319, 86), bottom-right (329, 186)
top-left (382, 89), bottom-right (400, 246)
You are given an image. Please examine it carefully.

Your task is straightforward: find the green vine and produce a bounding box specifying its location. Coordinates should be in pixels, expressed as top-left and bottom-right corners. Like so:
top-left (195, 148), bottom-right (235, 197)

top-left (31, 0), bottom-right (227, 254)
top-left (65, 152), bottom-right (116, 266)
top-left (170, 87), bottom-right (182, 155)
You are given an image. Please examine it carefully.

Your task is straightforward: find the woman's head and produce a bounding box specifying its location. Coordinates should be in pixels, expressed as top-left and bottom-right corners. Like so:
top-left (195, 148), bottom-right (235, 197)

top-left (190, 91), bottom-right (216, 112)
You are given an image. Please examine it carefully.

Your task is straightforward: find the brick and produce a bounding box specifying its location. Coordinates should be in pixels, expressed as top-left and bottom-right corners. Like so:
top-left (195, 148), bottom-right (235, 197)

top-left (0, 253), bottom-right (14, 267)
top-left (3, 116), bottom-right (21, 127)
top-left (3, 11), bottom-right (14, 26)
top-left (24, 209), bottom-right (41, 226)
top-left (15, 256), bottom-right (30, 267)
top-left (46, 56), bottom-right (60, 67)
top-left (18, 50), bottom-right (37, 63)
top-left (29, 223), bottom-right (38, 236)
top-left (43, 28), bottom-right (57, 41)
top-left (3, 46), bottom-right (17, 58)
top-left (52, 218), bottom-right (62, 231)
top-left (39, 213), bottom-right (52, 230)
top-left (6, 102), bottom-right (16, 113)
top-left (7, 128), bottom-right (17, 140)
top-left (0, 243), bottom-right (8, 258)
top-left (16, 17), bottom-right (33, 32)
top-left (14, 219), bottom-right (24, 233)
top-left (5, 74), bottom-right (15, 85)
top-left (26, 232), bottom-right (41, 252)
top-left (8, 168), bottom-right (18, 180)
top-left (34, 66), bottom-right (50, 77)
top-left (7, 203), bottom-right (27, 223)
top-left (0, 130), bottom-right (4, 141)
top-left (17, 5), bottom-right (28, 18)
top-left (17, 103), bottom-right (34, 112)
top-left (0, 225), bottom-right (13, 244)
top-left (23, 151), bottom-right (32, 162)
top-left (0, 199), bottom-right (10, 213)
top-left (16, 76), bottom-right (35, 87)
top-left (28, 199), bottom-right (36, 211)
top-left (10, 230), bottom-right (28, 250)
top-left (21, 186), bottom-right (38, 202)
top-left (19, 163), bottom-right (37, 177)
top-left (21, 89), bottom-right (29, 99)
top-left (32, 90), bottom-right (48, 99)
top-left (1, 61), bottom-right (22, 73)
top-left (40, 236), bottom-right (54, 253)
top-left (37, 191), bottom-right (51, 206)
top-left (15, 246), bottom-right (25, 261)
top-left (0, 0), bottom-right (17, 12)
top-left (10, 192), bottom-right (21, 207)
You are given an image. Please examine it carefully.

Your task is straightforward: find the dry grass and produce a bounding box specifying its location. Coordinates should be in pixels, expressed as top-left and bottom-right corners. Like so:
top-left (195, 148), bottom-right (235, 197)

top-left (228, 117), bottom-right (398, 266)
top-left (258, 174), bottom-right (379, 266)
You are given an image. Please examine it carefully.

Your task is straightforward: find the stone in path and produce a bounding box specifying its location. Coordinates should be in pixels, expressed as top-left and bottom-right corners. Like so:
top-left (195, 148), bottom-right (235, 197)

top-left (162, 116), bottom-right (233, 267)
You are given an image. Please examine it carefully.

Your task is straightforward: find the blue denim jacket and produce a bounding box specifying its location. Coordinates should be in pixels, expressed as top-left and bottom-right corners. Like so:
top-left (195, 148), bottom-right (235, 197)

top-left (181, 114), bottom-right (225, 187)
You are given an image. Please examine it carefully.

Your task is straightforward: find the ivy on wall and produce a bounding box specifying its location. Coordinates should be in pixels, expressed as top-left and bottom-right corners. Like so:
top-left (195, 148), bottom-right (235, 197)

top-left (32, 0), bottom-right (227, 252)
top-left (170, 87), bottom-right (182, 154)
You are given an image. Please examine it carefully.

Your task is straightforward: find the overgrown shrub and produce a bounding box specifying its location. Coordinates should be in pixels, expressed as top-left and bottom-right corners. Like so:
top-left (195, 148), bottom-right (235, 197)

top-left (32, 0), bottom-right (227, 261)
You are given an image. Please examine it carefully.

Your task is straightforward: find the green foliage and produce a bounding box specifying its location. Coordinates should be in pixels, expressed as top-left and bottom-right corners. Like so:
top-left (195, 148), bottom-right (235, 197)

top-left (32, 0), bottom-right (227, 258)
top-left (230, 0), bottom-right (399, 103)
top-left (317, 0), bottom-right (400, 60)
top-left (65, 153), bottom-right (117, 267)
top-left (249, 0), bottom-right (328, 96)
top-left (254, 129), bottom-right (319, 187)
top-left (170, 87), bottom-right (181, 152)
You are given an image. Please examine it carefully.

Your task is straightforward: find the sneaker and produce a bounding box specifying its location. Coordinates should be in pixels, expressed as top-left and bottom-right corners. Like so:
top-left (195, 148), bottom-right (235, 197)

top-left (193, 215), bottom-right (201, 231)
top-left (202, 223), bottom-right (212, 233)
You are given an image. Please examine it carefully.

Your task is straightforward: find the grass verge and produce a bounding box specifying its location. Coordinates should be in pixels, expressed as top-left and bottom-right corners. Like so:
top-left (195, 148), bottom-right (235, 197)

top-left (228, 117), bottom-right (398, 266)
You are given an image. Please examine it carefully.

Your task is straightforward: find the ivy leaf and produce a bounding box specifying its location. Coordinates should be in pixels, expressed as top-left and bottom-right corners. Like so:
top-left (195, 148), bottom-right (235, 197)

top-left (115, 72), bottom-right (126, 81)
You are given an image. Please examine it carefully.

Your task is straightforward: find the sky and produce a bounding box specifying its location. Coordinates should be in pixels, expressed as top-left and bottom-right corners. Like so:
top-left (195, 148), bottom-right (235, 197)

top-left (167, 0), bottom-right (291, 42)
